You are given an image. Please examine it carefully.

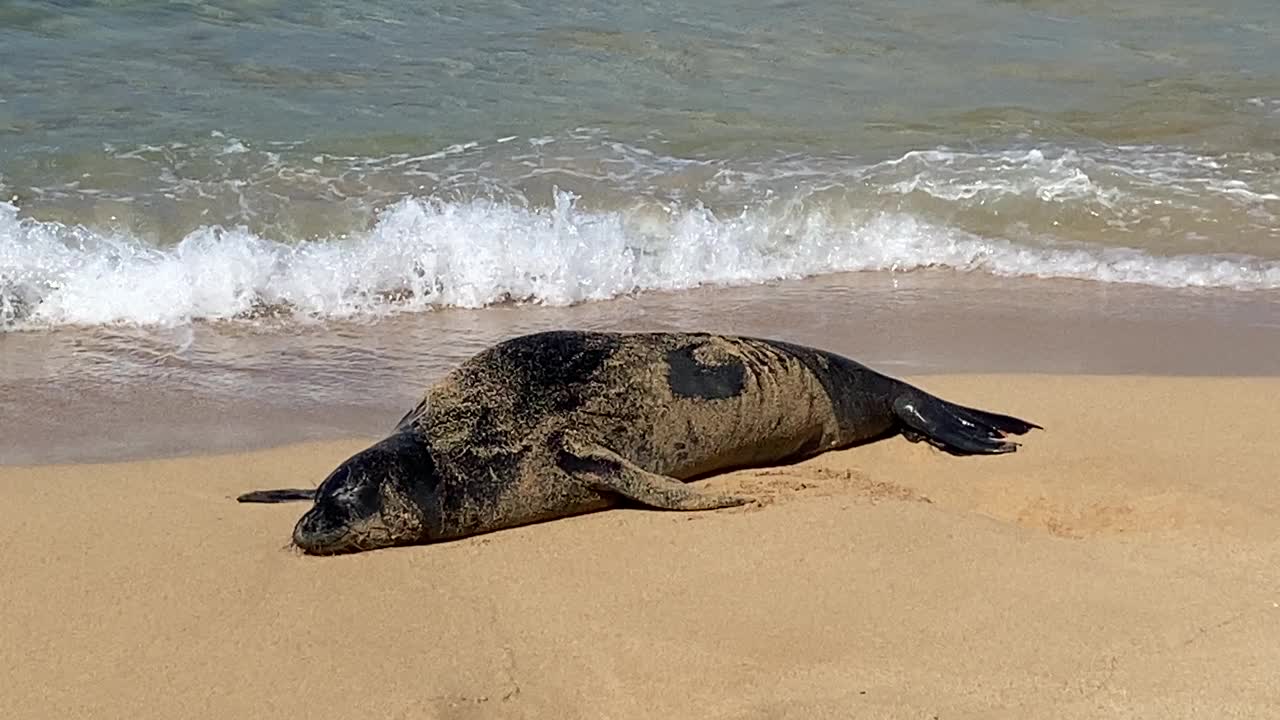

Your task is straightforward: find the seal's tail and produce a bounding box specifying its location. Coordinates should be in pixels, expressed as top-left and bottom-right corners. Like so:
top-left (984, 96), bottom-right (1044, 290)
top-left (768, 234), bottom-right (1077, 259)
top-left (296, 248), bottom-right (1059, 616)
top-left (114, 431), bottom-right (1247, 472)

top-left (892, 390), bottom-right (1042, 456)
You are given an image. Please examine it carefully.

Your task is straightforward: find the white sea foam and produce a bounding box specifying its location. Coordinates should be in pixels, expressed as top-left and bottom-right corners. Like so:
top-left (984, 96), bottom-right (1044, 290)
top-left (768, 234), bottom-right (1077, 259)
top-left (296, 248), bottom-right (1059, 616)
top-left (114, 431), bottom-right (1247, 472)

top-left (879, 148), bottom-right (1113, 204)
top-left (3, 190), bottom-right (1279, 330)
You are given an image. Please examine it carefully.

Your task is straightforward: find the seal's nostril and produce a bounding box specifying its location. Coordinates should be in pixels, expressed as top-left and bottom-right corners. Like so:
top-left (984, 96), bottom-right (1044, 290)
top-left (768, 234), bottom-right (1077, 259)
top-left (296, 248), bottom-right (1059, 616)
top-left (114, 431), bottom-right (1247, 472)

top-left (292, 510), bottom-right (327, 551)
top-left (291, 506), bottom-right (356, 554)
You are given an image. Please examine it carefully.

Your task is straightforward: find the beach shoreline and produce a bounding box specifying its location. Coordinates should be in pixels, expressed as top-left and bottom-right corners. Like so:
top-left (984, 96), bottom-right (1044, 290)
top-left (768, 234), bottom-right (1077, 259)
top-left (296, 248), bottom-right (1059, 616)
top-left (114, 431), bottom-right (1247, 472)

top-left (5, 270), bottom-right (1280, 466)
top-left (5, 372), bottom-right (1280, 719)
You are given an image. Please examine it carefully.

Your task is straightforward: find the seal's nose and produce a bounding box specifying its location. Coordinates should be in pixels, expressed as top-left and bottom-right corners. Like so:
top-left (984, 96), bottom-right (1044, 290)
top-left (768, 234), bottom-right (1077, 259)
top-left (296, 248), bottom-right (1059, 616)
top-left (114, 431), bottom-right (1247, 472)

top-left (291, 507), bottom-right (347, 555)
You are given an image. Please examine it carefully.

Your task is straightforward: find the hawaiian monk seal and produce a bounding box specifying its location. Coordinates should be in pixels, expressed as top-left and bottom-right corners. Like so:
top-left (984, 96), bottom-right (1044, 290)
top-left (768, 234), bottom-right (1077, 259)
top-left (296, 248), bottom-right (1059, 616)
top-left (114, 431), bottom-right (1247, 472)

top-left (238, 330), bottom-right (1040, 555)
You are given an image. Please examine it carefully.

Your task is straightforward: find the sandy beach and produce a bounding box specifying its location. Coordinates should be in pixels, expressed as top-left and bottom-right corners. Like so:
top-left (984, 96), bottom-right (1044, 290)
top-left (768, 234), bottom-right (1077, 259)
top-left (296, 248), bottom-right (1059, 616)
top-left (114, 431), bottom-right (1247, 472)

top-left (7, 1), bottom-right (1280, 717)
top-left (5, 373), bottom-right (1279, 719)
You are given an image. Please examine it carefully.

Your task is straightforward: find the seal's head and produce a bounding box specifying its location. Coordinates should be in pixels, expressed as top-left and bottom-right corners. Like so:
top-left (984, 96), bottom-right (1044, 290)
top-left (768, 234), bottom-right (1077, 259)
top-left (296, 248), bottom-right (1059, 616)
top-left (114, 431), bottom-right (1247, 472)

top-left (292, 432), bottom-right (436, 555)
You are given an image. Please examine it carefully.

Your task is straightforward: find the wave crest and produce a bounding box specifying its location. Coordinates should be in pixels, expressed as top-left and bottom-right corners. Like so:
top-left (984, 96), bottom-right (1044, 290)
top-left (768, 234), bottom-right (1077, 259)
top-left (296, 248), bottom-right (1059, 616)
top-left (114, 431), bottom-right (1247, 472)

top-left (3, 191), bottom-right (1279, 330)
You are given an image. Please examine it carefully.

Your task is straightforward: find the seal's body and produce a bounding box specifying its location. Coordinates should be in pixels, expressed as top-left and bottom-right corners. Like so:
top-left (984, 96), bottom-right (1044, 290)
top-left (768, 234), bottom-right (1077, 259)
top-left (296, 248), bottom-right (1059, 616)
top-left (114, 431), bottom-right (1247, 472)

top-left (239, 331), bottom-right (1040, 555)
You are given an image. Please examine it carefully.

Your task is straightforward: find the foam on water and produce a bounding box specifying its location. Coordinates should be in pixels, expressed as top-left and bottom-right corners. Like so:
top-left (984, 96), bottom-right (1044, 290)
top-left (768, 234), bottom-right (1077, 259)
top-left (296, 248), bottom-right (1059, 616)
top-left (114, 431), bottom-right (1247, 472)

top-left (4, 181), bottom-right (1279, 330)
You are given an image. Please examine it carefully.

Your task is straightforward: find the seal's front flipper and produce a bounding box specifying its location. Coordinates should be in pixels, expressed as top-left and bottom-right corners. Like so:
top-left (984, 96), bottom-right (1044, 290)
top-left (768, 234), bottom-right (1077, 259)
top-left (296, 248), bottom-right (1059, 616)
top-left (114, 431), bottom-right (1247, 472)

top-left (236, 488), bottom-right (316, 503)
top-left (893, 393), bottom-right (1040, 456)
top-left (558, 436), bottom-right (750, 511)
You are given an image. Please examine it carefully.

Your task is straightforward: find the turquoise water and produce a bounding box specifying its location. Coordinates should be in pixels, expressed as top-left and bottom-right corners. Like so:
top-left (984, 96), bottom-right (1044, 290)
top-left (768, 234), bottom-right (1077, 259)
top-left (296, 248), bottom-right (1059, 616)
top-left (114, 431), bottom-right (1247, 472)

top-left (5, 0), bottom-right (1279, 154)
top-left (2, 0), bottom-right (1279, 329)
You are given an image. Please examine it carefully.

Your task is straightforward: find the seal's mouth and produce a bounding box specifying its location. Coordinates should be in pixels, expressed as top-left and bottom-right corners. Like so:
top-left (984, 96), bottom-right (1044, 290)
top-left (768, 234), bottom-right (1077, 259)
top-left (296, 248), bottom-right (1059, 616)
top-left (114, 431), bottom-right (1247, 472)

top-left (291, 507), bottom-right (400, 555)
top-left (291, 509), bottom-right (348, 555)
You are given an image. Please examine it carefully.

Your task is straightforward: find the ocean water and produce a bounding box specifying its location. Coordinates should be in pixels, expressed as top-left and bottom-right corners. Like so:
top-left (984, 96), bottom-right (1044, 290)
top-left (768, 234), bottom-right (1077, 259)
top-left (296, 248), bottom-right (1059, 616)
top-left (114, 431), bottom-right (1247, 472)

top-left (2, 0), bottom-right (1279, 461)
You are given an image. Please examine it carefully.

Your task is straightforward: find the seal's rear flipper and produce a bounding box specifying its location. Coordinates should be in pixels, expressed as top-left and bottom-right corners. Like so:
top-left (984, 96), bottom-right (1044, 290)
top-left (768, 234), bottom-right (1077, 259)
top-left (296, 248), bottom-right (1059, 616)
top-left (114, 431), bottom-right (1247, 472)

top-left (893, 393), bottom-right (1041, 456)
top-left (236, 488), bottom-right (316, 503)
top-left (945, 403), bottom-right (1042, 436)
top-left (557, 436), bottom-right (750, 511)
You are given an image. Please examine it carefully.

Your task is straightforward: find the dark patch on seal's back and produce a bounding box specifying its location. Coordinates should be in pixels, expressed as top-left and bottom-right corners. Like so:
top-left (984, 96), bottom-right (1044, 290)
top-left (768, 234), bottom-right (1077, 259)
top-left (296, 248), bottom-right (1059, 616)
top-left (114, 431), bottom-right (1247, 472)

top-left (666, 344), bottom-right (747, 400)
top-left (490, 330), bottom-right (621, 411)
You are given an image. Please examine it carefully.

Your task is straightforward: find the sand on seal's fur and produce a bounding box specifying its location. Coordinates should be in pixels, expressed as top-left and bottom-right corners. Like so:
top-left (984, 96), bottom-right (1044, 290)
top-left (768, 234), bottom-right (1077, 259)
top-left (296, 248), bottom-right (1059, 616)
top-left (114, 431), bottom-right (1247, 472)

top-left (3, 374), bottom-right (1279, 719)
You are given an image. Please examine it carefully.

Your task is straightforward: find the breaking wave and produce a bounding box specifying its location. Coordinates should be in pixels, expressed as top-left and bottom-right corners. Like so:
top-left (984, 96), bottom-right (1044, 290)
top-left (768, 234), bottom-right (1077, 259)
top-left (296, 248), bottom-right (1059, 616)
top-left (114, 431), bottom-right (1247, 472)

top-left (3, 183), bottom-right (1279, 330)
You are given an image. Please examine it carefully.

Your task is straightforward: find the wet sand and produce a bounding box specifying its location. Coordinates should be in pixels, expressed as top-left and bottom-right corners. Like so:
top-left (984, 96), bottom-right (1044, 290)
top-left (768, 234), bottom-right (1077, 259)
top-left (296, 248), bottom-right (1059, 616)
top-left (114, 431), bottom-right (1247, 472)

top-left (4, 373), bottom-right (1280, 719)
top-left (4, 271), bottom-right (1280, 465)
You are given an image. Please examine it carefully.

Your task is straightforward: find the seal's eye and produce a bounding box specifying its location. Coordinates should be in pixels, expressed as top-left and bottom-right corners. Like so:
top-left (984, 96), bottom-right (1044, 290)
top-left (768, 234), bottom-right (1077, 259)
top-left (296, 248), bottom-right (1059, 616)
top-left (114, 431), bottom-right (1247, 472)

top-left (336, 474), bottom-right (382, 516)
top-left (318, 463), bottom-right (383, 519)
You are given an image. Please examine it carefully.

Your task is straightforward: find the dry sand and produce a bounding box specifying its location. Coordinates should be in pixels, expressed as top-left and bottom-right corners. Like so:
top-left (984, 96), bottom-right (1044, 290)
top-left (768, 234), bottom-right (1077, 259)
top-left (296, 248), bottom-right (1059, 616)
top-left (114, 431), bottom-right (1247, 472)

top-left (4, 374), bottom-right (1279, 719)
